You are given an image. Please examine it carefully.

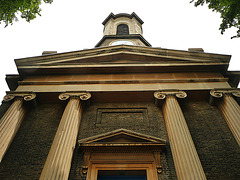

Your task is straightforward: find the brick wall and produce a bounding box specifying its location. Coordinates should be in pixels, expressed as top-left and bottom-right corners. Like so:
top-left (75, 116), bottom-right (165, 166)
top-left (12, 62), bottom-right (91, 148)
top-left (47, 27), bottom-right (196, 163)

top-left (182, 100), bottom-right (240, 180)
top-left (0, 103), bottom-right (64, 179)
top-left (0, 101), bottom-right (11, 119)
top-left (69, 102), bottom-right (177, 180)
top-left (1, 99), bottom-right (239, 179)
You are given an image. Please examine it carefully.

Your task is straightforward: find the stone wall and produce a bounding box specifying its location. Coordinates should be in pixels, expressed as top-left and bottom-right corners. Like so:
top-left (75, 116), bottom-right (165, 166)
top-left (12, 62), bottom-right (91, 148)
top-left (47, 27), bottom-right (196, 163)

top-left (104, 17), bottom-right (142, 36)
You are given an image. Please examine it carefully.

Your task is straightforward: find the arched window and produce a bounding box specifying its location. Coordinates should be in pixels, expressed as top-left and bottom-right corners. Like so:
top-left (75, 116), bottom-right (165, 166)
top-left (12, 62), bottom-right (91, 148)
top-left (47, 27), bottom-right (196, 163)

top-left (117, 24), bottom-right (129, 35)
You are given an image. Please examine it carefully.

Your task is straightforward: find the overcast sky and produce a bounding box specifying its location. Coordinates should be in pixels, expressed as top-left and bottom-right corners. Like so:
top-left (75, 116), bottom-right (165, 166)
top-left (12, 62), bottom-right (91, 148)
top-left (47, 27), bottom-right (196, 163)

top-left (0, 0), bottom-right (239, 100)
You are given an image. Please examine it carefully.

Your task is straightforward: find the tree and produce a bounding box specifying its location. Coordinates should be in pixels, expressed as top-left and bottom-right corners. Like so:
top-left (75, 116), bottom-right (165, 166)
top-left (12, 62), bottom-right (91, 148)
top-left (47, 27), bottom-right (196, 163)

top-left (0, 0), bottom-right (53, 27)
top-left (191, 0), bottom-right (240, 38)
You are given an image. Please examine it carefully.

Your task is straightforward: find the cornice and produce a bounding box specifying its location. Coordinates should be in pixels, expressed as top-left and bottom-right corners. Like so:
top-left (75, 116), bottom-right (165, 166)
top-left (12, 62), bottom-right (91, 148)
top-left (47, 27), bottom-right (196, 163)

top-left (15, 45), bottom-right (231, 65)
top-left (78, 128), bottom-right (166, 144)
top-left (14, 45), bottom-right (231, 76)
top-left (102, 12), bottom-right (144, 25)
top-left (95, 34), bottom-right (151, 47)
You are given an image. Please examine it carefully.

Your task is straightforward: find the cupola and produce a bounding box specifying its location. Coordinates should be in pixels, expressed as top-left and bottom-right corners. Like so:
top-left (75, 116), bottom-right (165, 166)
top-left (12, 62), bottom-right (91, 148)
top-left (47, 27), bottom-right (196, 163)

top-left (95, 12), bottom-right (151, 47)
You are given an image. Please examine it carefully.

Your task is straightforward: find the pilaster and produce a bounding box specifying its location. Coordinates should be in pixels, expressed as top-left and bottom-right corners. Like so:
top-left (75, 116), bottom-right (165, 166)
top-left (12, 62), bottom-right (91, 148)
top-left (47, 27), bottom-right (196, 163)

top-left (0, 92), bottom-right (36, 163)
top-left (210, 88), bottom-right (240, 146)
top-left (40, 92), bottom-right (91, 180)
top-left (154, 90), bottom-right (206, 180)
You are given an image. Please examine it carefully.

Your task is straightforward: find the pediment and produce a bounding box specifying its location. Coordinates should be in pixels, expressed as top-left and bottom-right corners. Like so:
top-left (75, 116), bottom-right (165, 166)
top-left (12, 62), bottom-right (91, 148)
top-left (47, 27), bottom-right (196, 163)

top-left (78, 129), bottom-right (166, 151)
top-left (15, 45), bottom-right (230, 75)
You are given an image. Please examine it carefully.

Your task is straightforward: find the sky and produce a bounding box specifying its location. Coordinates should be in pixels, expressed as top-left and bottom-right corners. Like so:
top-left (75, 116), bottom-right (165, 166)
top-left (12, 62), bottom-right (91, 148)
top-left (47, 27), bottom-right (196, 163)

top-left (0, 0), bottom-right (239, 100)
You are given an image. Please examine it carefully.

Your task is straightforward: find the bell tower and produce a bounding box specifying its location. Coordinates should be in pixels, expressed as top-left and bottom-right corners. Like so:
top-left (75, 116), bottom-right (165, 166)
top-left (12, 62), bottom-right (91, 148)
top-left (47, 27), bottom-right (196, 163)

top-left (95, 12), bottom-right (151, 47)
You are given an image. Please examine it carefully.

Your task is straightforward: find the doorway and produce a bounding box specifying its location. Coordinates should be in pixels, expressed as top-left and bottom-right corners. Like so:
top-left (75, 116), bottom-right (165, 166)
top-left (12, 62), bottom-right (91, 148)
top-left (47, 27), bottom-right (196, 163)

top-left (97, 170), bottom-right (147, 180)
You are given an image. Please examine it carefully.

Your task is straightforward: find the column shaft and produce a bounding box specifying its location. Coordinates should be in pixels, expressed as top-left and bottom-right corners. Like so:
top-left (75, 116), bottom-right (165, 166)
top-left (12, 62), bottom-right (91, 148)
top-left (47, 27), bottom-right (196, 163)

top-left (0, 98), bottom-right (26, 162)
top-left (40, 98), bottom-right (82, 180)
top-left (218, 95), bottom-right (240, 146)
top-left (163, 96), bottom-right (206, 180)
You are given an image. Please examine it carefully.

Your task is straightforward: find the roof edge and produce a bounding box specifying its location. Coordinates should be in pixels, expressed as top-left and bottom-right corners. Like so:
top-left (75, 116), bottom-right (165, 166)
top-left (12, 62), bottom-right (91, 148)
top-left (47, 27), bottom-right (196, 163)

top-left (102, 12), bottom-right (144, 25)
top-left (95, 34), bottom-right (151, 47)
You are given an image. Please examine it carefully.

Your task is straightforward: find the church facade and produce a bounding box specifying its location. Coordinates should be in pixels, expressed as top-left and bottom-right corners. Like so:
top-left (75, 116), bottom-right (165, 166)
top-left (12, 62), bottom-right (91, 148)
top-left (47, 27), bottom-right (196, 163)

top-left (0, 13), bottom-right (240, 180)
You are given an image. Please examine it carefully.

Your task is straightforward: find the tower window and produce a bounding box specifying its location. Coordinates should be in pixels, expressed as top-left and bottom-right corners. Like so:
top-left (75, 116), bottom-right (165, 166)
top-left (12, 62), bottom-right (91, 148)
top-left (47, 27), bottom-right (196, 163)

top-left (117, 24), bottom-right (129, 35)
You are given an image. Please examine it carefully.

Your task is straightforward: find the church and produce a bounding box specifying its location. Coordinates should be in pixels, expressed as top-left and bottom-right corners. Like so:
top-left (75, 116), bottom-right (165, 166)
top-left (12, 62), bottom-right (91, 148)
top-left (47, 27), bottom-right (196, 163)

top-left (0, 12), bottom-right (240, 180)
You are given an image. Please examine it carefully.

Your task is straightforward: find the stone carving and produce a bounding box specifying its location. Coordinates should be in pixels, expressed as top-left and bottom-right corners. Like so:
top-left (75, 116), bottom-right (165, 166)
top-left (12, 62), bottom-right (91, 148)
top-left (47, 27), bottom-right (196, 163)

top-left (232, 91), bottom-right (240, 97)
top-left (3, 95), bottom-right (15, 102)
top-left (3, 92), bottom-right (36, 102)
top-left (210, 88), bottom-right (240, 98)
top-left (154, 90), bottom-right (187, 100)
top-left (59, 92), bottom-right (91, 101)
top-left (209, 88), bottom-right (240, 105)
top-left (153, 152), bottom-right (163, 174)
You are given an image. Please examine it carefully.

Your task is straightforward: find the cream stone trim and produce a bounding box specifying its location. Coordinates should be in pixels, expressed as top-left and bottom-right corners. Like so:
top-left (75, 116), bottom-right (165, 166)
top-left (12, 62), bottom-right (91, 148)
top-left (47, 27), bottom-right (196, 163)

top-left (210, 88), bottom-right (240, 99)
top-left (154, 90), bottom-right (206, 180)
top-left (87, 163), bottom-right (158, 180)
top-left (154, 90), bottom-right (187, 100)
top-left (16, 82), bottom-right (231, 92)
top-left (40, 92), bottom-right (91, 180)
top-left (58, 92), bottom-right (91, 101)
top-left (210, 88), bottom-right (240, 146)
top-left (0, 92), bottom-right (36, 163)
top-left (3, 91), bottom-right (36, 102)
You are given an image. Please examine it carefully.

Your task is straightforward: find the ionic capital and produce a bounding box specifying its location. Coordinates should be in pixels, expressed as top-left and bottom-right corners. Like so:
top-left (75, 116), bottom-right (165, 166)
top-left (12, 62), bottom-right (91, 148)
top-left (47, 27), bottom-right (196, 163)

top-left (209, 88), bottom-right (240, 105)
top-left (210, 88), bottom-right (240, 98)
top-left (3, 91), bottom-right (36, 102)
top-left (154, 90), bottom-right (187, 100)
top-left (59, 91), bottom-right (91, 101)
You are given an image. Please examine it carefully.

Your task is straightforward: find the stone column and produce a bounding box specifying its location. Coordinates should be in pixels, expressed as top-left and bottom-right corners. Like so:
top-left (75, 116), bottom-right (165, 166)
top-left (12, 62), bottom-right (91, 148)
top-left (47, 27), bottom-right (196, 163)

top-left (210, 89), bottom-right (240, 146)
top-left (0, 92), bottom-right (36, 163)
top-left (154, 90), bottom-right (206, 180)
top-left (40, 92), bottom-right (91, 180)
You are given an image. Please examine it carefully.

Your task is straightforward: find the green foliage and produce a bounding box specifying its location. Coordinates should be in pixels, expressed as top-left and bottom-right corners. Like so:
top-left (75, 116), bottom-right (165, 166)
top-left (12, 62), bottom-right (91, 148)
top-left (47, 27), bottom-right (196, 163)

top-left (0, 0), bottom-right (53, 27)
top-left (191, 0), bottom-right (240, 38)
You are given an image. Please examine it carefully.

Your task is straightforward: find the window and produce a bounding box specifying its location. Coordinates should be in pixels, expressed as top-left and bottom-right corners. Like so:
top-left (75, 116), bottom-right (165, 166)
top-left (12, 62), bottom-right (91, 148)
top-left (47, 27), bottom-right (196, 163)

top-left (117, 24), bottom-right (129, 35)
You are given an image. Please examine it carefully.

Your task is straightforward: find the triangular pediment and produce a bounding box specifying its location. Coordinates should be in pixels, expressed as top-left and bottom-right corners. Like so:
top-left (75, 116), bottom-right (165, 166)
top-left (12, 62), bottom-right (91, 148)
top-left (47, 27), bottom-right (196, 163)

top-left (78, 129), bottom-right (166, 146)
top-left (15, 45), bottom-right (230, 75)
